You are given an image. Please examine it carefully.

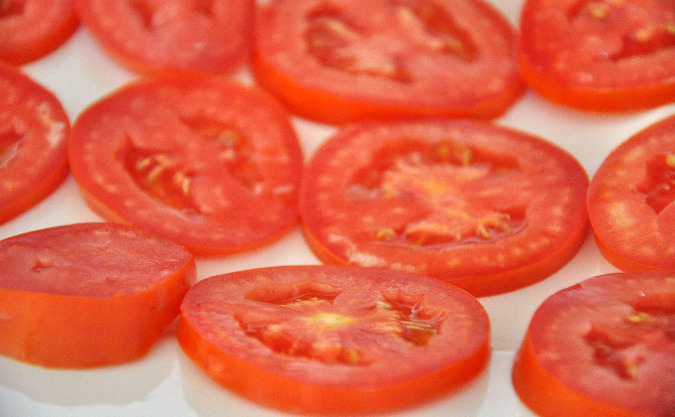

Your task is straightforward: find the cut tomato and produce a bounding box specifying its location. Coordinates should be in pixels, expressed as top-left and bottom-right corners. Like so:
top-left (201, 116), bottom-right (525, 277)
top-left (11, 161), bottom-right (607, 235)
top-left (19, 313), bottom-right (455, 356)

top-left (76, 0), bottom-right (253, 74)
top-left (299, 119), bottom-right (589, 297)
top-left (177, 265), bottom-right (490, 415)
top-left (0, 0), bottom-right (78, 64)
top-left (68, 74), bottom-right (304, 255)
top-left (0, 222), bottom-right (196, 368)
top-left (512, 271), bottom-right (675, 417)
top-left (0, 61), bottom-right (70, 225)
top-left (253, 0), bottom-right (524, 124)
top-left (587, 114), bottom-right (675, 272)
top-left (519, 0), bottom-right (675, 111)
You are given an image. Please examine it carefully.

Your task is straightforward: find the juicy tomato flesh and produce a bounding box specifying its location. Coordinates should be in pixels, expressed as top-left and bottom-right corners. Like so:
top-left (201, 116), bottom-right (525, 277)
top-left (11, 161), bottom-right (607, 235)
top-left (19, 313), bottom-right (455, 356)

top-left (0, 222), bottom-right (196, 368)
top-left (177, 265), bottom-right (490, 415)
top-left (300, 120), bottom-right (590, 297)
top-left (587, 114), bottom-right (675, 271)
top-left (512, 271), bottom-right (675, 417)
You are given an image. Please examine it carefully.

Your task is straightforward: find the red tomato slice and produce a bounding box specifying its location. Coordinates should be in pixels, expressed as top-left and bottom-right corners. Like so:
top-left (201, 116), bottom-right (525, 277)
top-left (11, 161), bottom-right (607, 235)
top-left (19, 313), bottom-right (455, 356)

top-left (75, 0), bottom-right (253, 74)
top-left (0, 62), bottom-right (69, 225)
top-left (299, 119), bottom-right (590, 297)
top-left (252, 0), bottom-right (524, 125)
top-left (177, 265), bottom-right (490, 415)
top-left (512, 271), bottom-right (675, 417)
top-left (519, 0), bottom-right (675, 112)
top-left (68, 74), bottom-right (304, 255)
top-left (587, 114), bottom-right (675, 272)
top-left (0, 222), bottom-right (196, 368)
top-left (0, 0), bottom-right (78, 64)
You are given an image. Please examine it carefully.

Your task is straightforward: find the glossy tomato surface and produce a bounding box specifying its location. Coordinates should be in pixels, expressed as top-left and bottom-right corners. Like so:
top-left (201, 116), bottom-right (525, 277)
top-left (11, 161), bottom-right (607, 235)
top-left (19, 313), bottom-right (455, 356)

top-left (76, 0), bottom-right (253, 74)
top-left (177, 265), bottom-right (490, 415)
top-left (0, 222), bottom-right (196, 368)
top-left (0, 0), bottom-right (78, 64)
top-left (588, 114), bottom-right (675, 272)
top-left (512, 271), bottom-right (675, 417)
top-left (519, 0), bottom-right (675, 111)
top-left (253, 0), bottom-right (524, 124)
top-left (68, 74), bottom-right (304, 255)
top-left (300, 119), bottom-right (590, 297)
top-left (0, 62), bottom-right (69, 225)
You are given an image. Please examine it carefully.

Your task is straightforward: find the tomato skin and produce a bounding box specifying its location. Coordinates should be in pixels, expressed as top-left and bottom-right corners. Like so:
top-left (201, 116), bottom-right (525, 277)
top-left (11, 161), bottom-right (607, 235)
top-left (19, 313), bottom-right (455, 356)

top-left (0, 0), bottom-right (78, 64)
top-left (0, 222), bottom-right (196, 368)
top-left (587, 114), bottom-right (675, 272)
top-left (75, 0), bottom-right (253, 75)
top-left (253, 0), bottom-right (524, 125)
top-left (512, 272), bottom-right (675, 417)
top-left (299, 119), bottom-right (590, 297)
top-left (0, 62), bottom-right (70, 225)
top-left (68, 74), bottom-right (304, 255)
top-left (177, 265), bottom-right (490, 415)
top-left (519, 0), bottom-right (675, 112)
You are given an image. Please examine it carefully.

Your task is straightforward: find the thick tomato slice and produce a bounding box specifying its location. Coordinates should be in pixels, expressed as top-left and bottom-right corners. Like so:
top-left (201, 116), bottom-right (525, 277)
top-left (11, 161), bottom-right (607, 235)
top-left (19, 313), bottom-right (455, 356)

top-left (300, 120), bottom-right (589, 297)
top-left (177, 265), bottom-right (490, 415)
top-left (0, 222), bottom-right (196, 368)
top-left (68, 74), bottom-right (304, 255)
top-left (512, 271), bottom-right (675, 417)
top-left (0, 62), bottom-right (69, 225)
top-left (252, 0), bottom-right (524, 125)
top-left (588, 114), bottom-right (675, 271)
top-left (519, 0), bottom-right (675, 112)
top-left (76, 0), bottom-right (253, 74)
top-left (0, 0), bottom-right (78, 64)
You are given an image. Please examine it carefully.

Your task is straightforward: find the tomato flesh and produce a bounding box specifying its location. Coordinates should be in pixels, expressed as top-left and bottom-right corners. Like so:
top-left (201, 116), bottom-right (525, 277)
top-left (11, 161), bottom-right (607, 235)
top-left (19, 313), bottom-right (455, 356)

top-left (177, 265), bottom-right (490, 415)
top-left (512, 271), bottom-right (675, 417)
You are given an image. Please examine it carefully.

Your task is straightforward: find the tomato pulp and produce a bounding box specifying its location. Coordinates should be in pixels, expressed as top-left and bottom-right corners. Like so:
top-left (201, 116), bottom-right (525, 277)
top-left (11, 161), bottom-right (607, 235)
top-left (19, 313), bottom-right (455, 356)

top-left (177, 265), bottom-right (490, 415)
top-left (0, 222), bottom-right (196, 368)
top-left (300, 119), bottom-right (590, 296)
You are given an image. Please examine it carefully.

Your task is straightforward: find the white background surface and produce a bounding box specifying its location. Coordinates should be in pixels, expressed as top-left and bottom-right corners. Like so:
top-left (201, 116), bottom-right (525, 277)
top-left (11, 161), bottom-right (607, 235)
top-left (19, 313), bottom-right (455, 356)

top-left (1, 1), bottom-right (674, 416)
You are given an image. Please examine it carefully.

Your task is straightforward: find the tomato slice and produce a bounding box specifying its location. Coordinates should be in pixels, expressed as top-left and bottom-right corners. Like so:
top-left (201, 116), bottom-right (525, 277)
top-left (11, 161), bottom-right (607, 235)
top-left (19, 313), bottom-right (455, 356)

top-left (519, 0), bottom-right (675, 112)
top-left (0, 0), bottom-right (78, 64)
top-left (177, 265), bottom-right (490, 415)
top-left (68, 74), bottom-right (304, 255)
top-left (299, 119), bottom-right (589, 297)
top-left (0, 222), bottom-right (196, 368)
top-left (512, 271), bottom-right (675, 417)
top-left (587, 114), bottom-right (675, 272)
top-left (0, 62), bottom-right (70, 225)
top-left (75, 0), bottom-right (253, 74)
top-left (252, 0), bottom-right (524, 125)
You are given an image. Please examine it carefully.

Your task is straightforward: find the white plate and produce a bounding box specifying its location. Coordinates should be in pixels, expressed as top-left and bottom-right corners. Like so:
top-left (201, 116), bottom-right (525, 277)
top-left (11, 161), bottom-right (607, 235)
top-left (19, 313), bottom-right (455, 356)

top-left (1, 2), bottom-right (674, 416)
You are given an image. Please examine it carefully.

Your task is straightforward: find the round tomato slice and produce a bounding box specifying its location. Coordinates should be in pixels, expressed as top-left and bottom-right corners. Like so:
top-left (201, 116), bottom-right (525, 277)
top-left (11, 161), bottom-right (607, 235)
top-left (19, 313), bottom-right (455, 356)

top-left (68, 74), bottom-right (304, 255)
top-left (512, 271), bottom-right (675, 417)
top-left (0, 0), bottom-right (78, 64)
top-left (519, 0), bottom-right (675, 112)
top-left (587, 114), bottom-right (675, 272)
top-left (0, 62), bottom-right (69, 225)
top-left (299, 120), bottom-right (590, 297)
top-left (177, 265), bottom-right (490, 415)
top-left (0, 222), bottom-right (196, 368)
top-left (253, 0), bottom-right (524, 125)
top-left (76, 0), bottom-right (253, 74)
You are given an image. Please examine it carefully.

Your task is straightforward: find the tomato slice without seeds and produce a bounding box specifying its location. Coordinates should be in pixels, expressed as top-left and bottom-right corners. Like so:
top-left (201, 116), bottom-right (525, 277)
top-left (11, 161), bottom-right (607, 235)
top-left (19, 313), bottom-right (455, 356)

top-left (76, 0), bottom-right (253, 74)
top-left (0, 62), bottom-right (69, 225)
top-left (253, 0), bottom-right (524, 125)
top-left (519, 0), bottom-right (675, 112)
top-left (68, 74), bottom-right (304, 255)
top-left (512, 271), bottom-right (675, 417)
top-left (0, 222), bottom-right (196, 368)
top-left (300, 120), bottom-right (589, 297)
top-left (177, 265), bottom-right (490, 415)
top-left (0, 0), bottom-right (78, 64)
top-left (588, 114), bottom-right (675, 272)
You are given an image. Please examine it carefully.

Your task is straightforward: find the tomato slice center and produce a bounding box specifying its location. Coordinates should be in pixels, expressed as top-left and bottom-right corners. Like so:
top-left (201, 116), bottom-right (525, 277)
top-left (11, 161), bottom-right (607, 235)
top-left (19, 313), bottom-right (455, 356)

top-left (638, 152), bottom-right (675, 214)
top-left (129, 0), bottom-right (216, 31)
top-left (0, 129), bottom-right (23, 169)
top-left (0, 0), bottom-right (24, 18)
